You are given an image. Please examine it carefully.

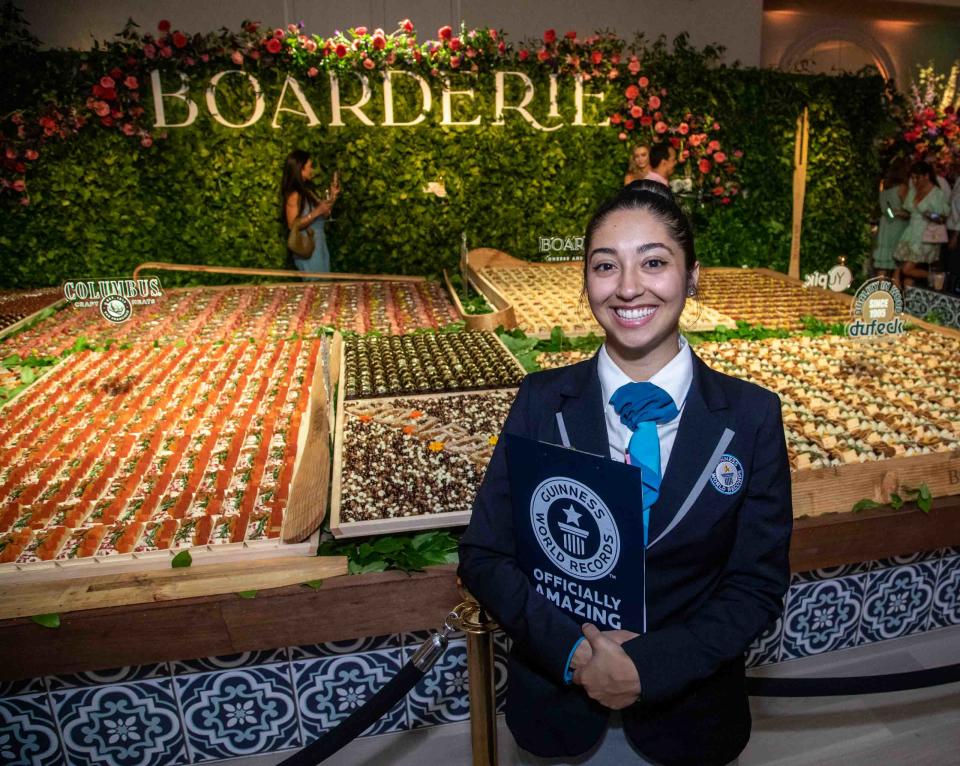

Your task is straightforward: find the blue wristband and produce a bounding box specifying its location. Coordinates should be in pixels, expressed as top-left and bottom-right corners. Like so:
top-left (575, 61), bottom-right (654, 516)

top-left (563, 637), bottom-right (586, 684)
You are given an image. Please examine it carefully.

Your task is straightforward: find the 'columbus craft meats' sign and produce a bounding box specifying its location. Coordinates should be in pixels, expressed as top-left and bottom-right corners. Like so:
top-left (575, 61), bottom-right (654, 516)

top-left (149, 69), bottom-right (609, 131)
top-left (62, 278), bottom-right (163, 324)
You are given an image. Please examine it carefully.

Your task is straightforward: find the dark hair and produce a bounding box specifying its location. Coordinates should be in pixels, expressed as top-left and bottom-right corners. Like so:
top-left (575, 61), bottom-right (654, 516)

top-left (279, 149), bottom-right (319, 227)
top-left (649, 143), bottom-right (674, 171)
top-left (883, 157), bottom-right (910, 188)
top-left (583, 180), bottom-right (696, 283)
top-left (909, 160), bottom-right (936, 185)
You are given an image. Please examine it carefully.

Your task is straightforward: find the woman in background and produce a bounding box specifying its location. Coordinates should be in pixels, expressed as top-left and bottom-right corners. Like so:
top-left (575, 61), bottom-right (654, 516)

top-left (280, 149), bottom-right (340, 274)
top-left (873, 160), bottom-right (909, 277)
top-left (623, 144), bottom-right (650, 186)
top-left (893, 160), bottom-right (949, 288)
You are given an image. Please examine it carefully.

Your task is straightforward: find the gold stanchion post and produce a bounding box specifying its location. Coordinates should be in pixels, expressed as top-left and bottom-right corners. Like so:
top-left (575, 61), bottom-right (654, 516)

top-left (455, 589), bottom-right (500, 766)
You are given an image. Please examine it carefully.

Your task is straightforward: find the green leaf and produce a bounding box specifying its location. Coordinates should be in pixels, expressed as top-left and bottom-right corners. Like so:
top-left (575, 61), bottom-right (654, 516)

top-left (301, 579), bottom-right (324, 589)
top-left (171, 550), bottom-right (192, 568)
top-left (236, 590), bottom-right (257, 599)
top-left (918, 495), bottom-right (932, 514)
top-left (889, 493), bottom-right (903, 510)
top-left (851, 498), bottom-right (882, 513)
top-left (31, 613), bottom-right (61, 629)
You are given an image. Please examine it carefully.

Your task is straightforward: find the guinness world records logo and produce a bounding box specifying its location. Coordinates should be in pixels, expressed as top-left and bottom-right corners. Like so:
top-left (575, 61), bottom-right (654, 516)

top-left (529, 477), bottom-right (620, 581)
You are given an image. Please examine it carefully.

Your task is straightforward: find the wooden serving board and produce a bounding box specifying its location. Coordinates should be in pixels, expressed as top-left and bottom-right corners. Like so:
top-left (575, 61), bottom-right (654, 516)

top-left (0, 554), bottom-right (348, 620)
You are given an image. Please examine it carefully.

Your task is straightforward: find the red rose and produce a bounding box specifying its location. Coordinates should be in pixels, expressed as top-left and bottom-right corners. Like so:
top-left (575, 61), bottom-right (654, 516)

top-left (266, 38), bottom-right (282, 54)
top-left (590, 50), bottom-right (602, 65)
top-left (100, 116), bottom-right (113, 127)
top-left (713, 121), bottom-right (720, 130)
top-left (373, 34), bottom-right (386, 50)
top-left (158, 20), bottom-right (171, 32)
top-left (100, 75), bottom-right (116, 89)
top-left (708, 139), bottom-right (720, 152)
top-left (699, 158), bottom-right (712, 174)
top-left (611, 113), bottom-right (622, 124)
top-left (669, 137), bottom-right (681, 148)
top-left (537, 48), bottom-right (549, 62)
top-left (414, 48), bottom-right (422, 62)
top-left (336, 43), bottom-right (347, 58)
top-left (565, 30), bottom-right (577, 39)
top-left (25, 149), bottom-right (38, 160)
top-left (519, 49), bottom-right (529, 61)
top-left (439, 25), bottom-right (453, 40)
top-left (172, 31), bottom-right (188, 48)
top-left (124, 75), bottom-right (139, 89)
top-left (678, 122), bottom-right (689, 135)
top-left (450, 37), bottom-right (461, 51)
top-left (625, 85), bottom-right (639, 100)
top-left (355, 26), bottom-right (368, 36)
top-left (401, 19), bottom-right (414, 33)
top-left (611, 53), bottom-right (620, 65)
top-left (630, 105), bottom-right (642, 118)
top-left (640, 115), bottom-right (652, 126)
top-left (497, 41), bottom-right (506, 54)
top-left (655, 120), bottom-right (668, 134)
top-left (648, 95), bottom-right (661, 110)
top-left (714, 151), bottom-right (727, 164)
top-left (721, 197), bottom-right (731, 205)
top-left (101, 88), bottom-right (117, 101)
top-left (450, 55), bottom-right (461, 68)
top-left (12, 179), bottom-right (25, 192)
top-left (625, 119), bottom-right (635, 130)
top-left (245, 21), bottom-right (260, 33)
top-left (143, 43), bottom-right (156, 59)
top-left (544, 29), bottom-right (556, 44)
top-left (110, 67), bottom-right (122, 79)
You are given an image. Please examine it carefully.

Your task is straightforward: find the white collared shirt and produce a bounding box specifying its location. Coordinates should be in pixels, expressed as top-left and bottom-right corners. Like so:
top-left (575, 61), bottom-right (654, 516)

top-left (597, 336), bottom-right (693, 472)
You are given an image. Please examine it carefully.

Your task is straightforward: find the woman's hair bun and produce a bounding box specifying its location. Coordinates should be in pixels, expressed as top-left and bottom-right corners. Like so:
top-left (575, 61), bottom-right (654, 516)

top-left (622, 179), bottom-right (675, 203)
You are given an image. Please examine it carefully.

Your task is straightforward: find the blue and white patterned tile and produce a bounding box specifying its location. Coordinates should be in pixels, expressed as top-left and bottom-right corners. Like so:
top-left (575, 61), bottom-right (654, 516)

top-left (791, 561), bottom-right (872, 584)
top-left (171, 648), bottom-right (288, 675)
top-left (293, 648), bottom-right (407, 740)
top-left (52, 679), bottom-right (188, 766)
top-left (860, 562), bottom-right (937, 643)
top-left (493, 630), bottom-right (513, 656)
top-left (873, 549), bottom-right (942, 570)
top-left (47, 663), bottom-right (170, 691)
top-left (290, 633), bottom-right (401, 660)
top-left (780, 575), bottom-right (864, 660)
top-left (405, 639), bottom-right (471, 728)
top-left (175, 664), bottom-right (300, 761)
top-left (0, 676), bottom-right (46, 698)
top-left (745, 613), bottom-right (784, 668)
top-left (929, 553), bottom-right (960, 629)
top-left (0, 693), bottom-right (62, 765)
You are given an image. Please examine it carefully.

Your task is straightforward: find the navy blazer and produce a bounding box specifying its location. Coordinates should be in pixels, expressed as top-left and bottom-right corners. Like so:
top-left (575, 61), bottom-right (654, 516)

top-left (458, 350), bottom-right (793, 766)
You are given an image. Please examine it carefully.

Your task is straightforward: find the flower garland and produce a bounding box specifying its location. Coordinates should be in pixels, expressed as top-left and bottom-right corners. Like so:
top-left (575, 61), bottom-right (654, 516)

top-left (0, 17), bottom-right (744, 206)
top-left (900, 63), bottom-right (959, 166)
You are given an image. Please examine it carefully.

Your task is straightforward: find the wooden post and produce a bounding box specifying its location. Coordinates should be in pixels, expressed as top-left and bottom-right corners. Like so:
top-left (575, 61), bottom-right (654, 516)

top-left (789, 107), bottom-right (810, 280)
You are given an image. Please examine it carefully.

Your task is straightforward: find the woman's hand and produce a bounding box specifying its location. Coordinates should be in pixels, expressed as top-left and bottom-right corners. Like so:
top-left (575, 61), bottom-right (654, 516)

top-left (572, 623), bottom-right (641, 710)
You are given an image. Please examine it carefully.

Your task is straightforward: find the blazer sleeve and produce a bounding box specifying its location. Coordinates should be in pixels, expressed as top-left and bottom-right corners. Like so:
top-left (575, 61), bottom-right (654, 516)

top-left (458, 377), bottom-right (585, 684)
top-left (622, 391), bottom-right (793, 704)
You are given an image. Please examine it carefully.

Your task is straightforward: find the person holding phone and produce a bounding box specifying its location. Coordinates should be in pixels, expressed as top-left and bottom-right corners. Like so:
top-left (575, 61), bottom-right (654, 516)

top-left (893, 160), bottom-right (949, 288)
top-left (873, 161), bottom-right (909, 276)
top-left (280, 150), bottom-right (341, 275)
top-left (459, 180), bottom-right (792, 765)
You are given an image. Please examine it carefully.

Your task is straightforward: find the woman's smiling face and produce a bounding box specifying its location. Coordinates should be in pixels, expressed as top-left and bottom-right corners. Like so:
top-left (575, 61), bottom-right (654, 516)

top-left (586, 206), bottom-right (697, 378)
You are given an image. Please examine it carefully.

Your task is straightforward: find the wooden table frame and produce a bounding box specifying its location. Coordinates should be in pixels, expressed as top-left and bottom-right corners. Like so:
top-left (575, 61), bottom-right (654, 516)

top-left (2, 497), bottom-right (958, 682)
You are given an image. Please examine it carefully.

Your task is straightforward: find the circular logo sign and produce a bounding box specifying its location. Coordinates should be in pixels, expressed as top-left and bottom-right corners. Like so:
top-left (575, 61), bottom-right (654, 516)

top-left (709, 454), bottom-right (744, 495)
top-left (99, 294), bottom-right (132, 324)
top-left (529, 477), bottom-right (620, 581)
top-left (827, 265), bottom-right (853, 292)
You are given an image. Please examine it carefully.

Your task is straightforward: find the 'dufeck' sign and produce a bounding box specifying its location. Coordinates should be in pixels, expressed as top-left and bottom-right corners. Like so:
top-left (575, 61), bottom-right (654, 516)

top-left (150, 69), bottom-right (609, 131)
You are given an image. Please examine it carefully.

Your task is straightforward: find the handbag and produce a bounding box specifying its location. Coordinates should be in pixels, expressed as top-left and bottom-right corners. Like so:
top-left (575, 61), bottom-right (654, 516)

top-left (287, 222), bottom-right (315, 258)
top-left (922, 221), bottom-right (948, 244)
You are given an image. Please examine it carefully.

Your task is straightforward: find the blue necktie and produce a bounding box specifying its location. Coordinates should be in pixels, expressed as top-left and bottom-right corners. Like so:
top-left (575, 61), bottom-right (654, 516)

top-left (609, 382), bottom-right (678, 545)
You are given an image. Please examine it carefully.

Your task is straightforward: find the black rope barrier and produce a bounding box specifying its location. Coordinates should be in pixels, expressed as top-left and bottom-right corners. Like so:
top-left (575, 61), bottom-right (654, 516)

top-left (746, 662), bottom-right (960, 697)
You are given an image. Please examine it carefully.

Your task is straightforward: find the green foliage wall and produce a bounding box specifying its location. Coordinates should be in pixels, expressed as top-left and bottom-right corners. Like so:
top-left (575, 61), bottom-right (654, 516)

top-left (0, 37), bottom-right (891, 288)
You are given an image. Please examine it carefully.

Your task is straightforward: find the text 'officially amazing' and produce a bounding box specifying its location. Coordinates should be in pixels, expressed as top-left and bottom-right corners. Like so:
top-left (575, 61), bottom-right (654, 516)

top-left (149, 69), bottom-right (610, 131)
top-left (532, 568), bottom-right (623, 629)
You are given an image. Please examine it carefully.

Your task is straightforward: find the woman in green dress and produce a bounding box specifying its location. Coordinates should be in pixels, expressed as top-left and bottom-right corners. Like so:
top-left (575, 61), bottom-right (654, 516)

top-left (873, 162), bottom-right (909, 276)
top-left (893, 161), bottom-right (949, 288)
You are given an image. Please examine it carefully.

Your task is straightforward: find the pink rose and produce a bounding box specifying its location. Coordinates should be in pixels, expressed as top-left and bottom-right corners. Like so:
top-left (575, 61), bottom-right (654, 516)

top-left (450, 55), bottom-right (461, 68)
top-left (124, 75), bottom-right (139, 89)
top-left (619, 131), bottom-right (628, 141)
top-left (678, 122), bottom-right (689, 135)
top-left (355, 26), bottom-right (368, 36)
top-left (608, 69), bottom-right (619, 79)
top-left (25, 149), bottom-right (38, 160)
top-left (713, 121), bottom-right (720, 130)
top-left (628, 58), bottom-right (640, 75)
top-left (680, 150), bottom-right (689, 161)
top-left (122, 123), bottom-right (136, 136)
top-left (274, 28), bottom-right (285, 38)
top-left (401, 19), bottom-right (414, 33)
top-left (630, 105), bottom-right (642, 118)
top-left (363, 57), bottom-right (375, 69)
top-left (231, 50), bottom-right (243, 65)
top-left (144, 43), bottom-right (157, 59)
top-left (307, 66), bottom-right (319, 77)
top-left (537, 48), bottom-right (549, 62)
top-left (266, 38), bottom-right (282, 54)
top-left (688, 134), bottom-right (702, 147)
top-left (466, 47), bottom-right (476, 58)
top-left (288, 23), bottom-right (298, 34)
top-left (304, 38), bottom-right (317, 52)
top-left (450, 37), bottom-right (461, 51)
top-left (372, 34), bottom-right (386, 50)
top-left (141, 135), bottom-right (153, 147)
top-left (648, 95), bottom-right (661, 110)
top-left (625, 84), bottom-right (639, 100)
top-left (12, 179), bottom-right (25, 192)
top-left (20, 196), bottom-right (30, 206)
top-left (708, 139), bottom-right (720, 152)
top-left (733, 149), bottom-right (744, 158)
top-left (638, 76), bottom-right (649, 88)
top-left (655, 120), bottom-right (668, 134)
top-left (713, 151), bottom-right (727, 164)
top-left (160, 46), bottom-right (172, 58)
top-left (249, 50), bottom-right (260, 60)
top-left (100, 76), bottom-right (115, 89)
top-left (94, 101), bottom-right (110, 117)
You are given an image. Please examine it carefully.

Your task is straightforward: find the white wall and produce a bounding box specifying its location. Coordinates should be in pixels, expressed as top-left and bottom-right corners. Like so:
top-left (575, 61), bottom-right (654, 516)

top-left (19, 0), bottom-right (765, 66)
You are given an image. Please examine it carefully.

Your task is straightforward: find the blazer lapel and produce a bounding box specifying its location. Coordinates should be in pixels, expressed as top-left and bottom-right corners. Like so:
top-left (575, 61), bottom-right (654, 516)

top-left (552, 355), bottom-right (608, 457)
top-left (647, 352), bottom-right (731, 546)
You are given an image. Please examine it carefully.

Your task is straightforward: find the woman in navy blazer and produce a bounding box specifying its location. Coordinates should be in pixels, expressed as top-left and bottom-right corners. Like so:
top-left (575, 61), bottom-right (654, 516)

top-left (459, 181), bottom-right (793, 766)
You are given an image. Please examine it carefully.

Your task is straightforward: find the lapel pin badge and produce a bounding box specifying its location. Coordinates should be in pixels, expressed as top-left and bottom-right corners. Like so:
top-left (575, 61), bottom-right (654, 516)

top-left (709, 454), bottom-right (744, 495)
